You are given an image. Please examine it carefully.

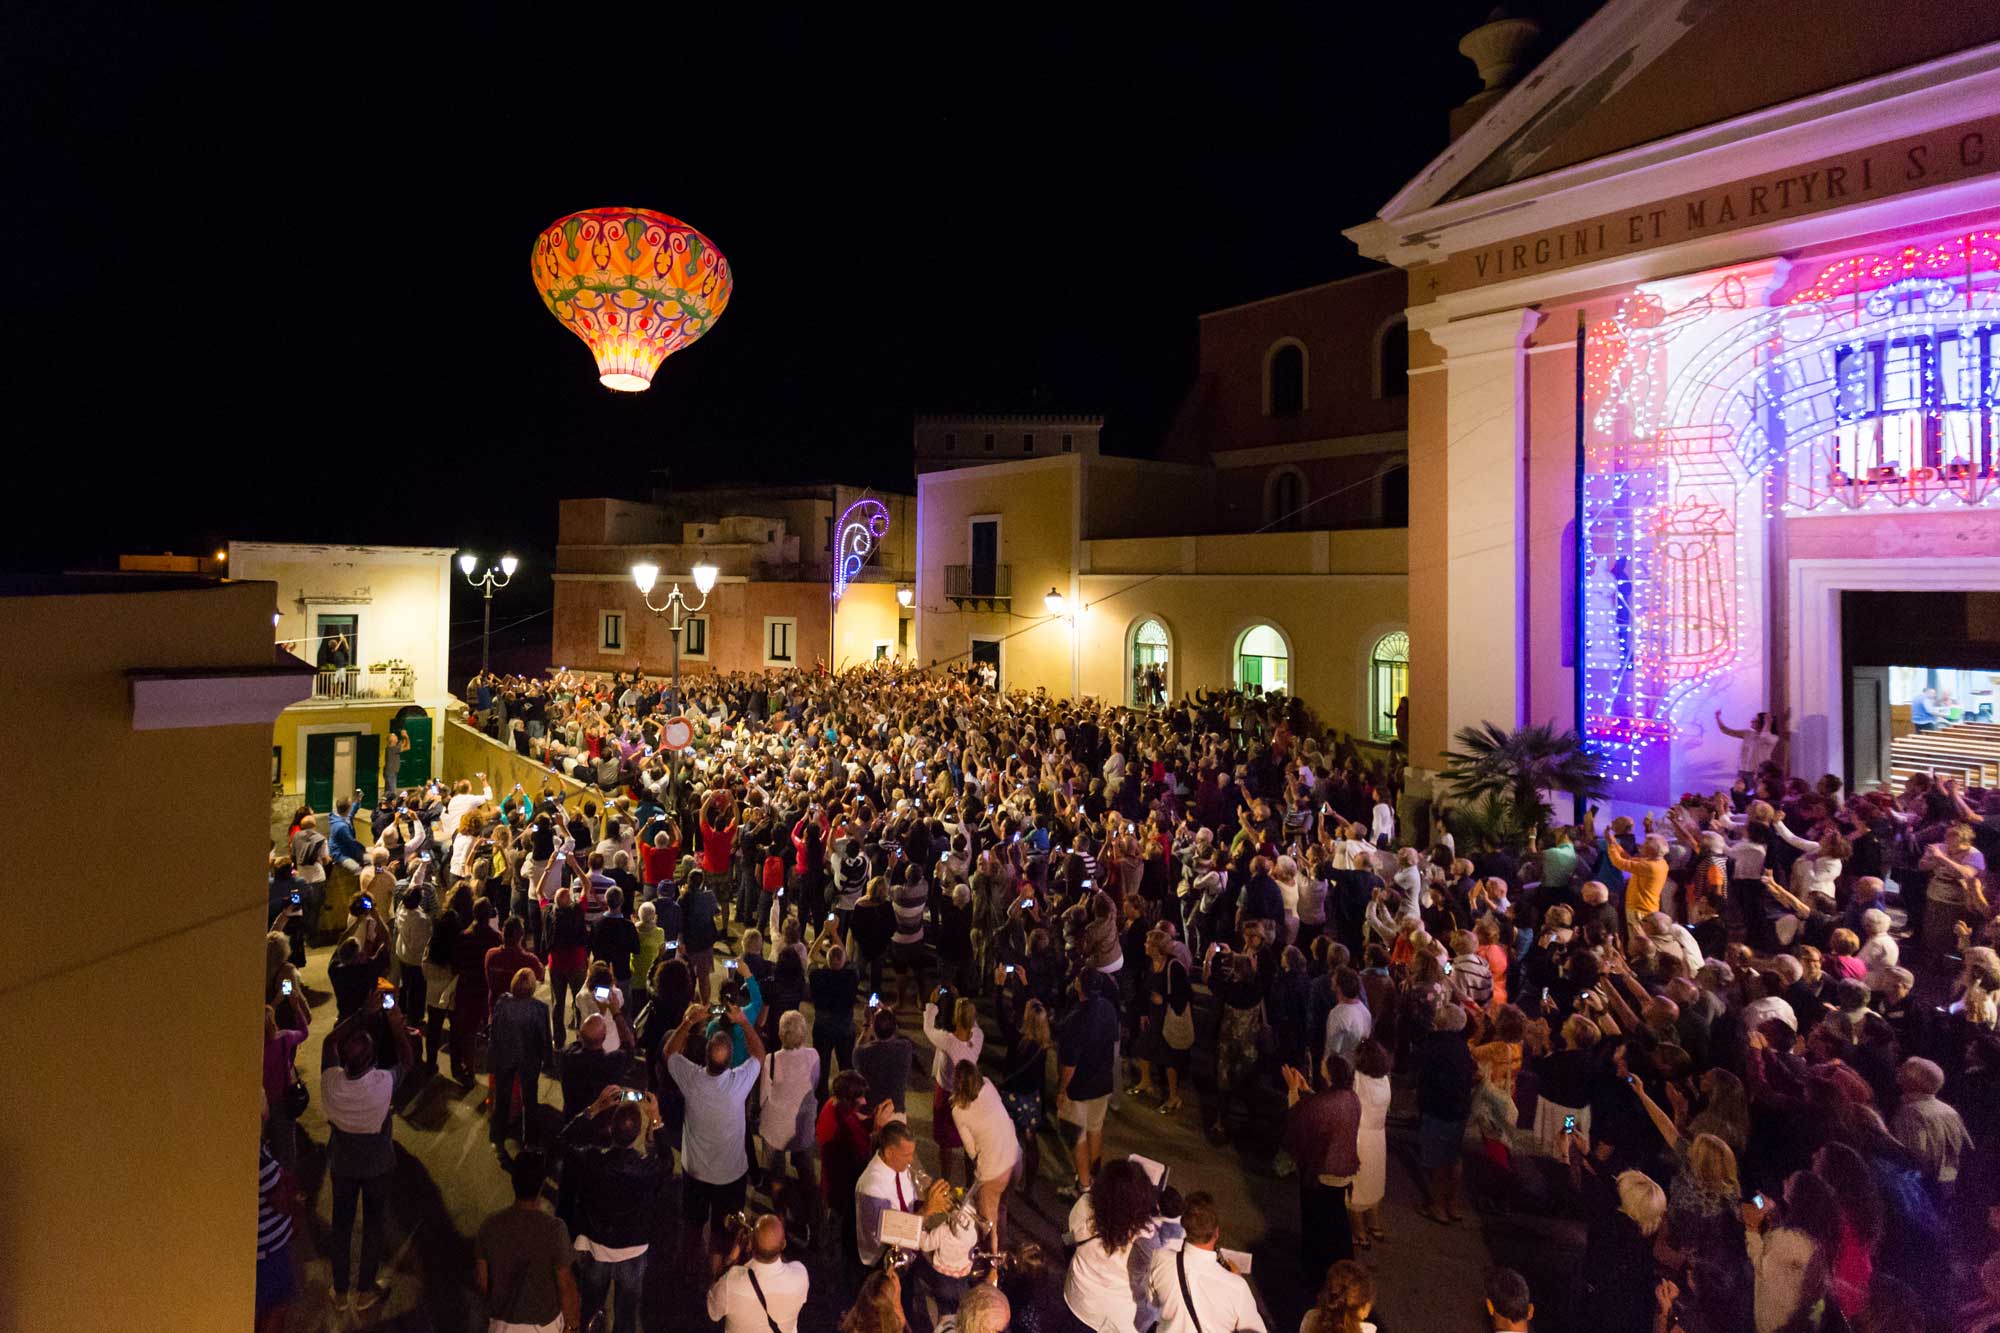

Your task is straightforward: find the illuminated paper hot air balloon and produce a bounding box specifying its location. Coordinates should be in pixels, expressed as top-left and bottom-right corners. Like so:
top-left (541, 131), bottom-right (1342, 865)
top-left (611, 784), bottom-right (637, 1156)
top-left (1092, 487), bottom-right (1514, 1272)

top-left (531, 207), bottom-right (732, 392)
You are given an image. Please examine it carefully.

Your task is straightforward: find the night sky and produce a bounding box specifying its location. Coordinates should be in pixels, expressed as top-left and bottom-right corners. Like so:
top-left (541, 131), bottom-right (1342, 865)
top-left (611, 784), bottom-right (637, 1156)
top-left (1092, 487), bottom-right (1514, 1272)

top-left (4, 2), bottom-right (1596, 665)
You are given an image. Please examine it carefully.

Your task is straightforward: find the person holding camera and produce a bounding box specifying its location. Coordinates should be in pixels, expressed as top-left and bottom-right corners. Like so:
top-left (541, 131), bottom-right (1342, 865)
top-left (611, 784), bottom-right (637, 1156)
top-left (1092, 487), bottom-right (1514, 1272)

top-left (707, 1213), bottom-right (809, 1333)
top-left (665, 997), bottom-right (766, 1261)
top-left (556, 1083), bottom-right (670, 1331)
top-left (321, 997), bottom-right (415, 1315)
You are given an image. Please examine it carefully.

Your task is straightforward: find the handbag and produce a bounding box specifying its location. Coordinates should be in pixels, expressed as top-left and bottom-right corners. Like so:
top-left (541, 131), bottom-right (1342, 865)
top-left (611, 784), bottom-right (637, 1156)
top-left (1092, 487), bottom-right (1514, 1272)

top-left (282, 1070), bottom-right (310, 1119)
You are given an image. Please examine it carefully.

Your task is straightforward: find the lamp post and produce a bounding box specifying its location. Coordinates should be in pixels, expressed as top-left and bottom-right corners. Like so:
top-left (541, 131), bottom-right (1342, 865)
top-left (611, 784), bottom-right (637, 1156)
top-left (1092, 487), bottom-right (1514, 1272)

top-left (459, 552), bottom-right (518, 675)
top-left (632, 561), bottom-right (718, 711)
top-left (1045, 587), bottom-right (1082, 701)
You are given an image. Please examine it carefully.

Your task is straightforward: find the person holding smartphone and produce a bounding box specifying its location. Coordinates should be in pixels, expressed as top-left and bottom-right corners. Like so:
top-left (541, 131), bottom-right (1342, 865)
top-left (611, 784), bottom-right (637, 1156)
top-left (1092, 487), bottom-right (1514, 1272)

top-left (320, 996), bottom-right (415, 1313)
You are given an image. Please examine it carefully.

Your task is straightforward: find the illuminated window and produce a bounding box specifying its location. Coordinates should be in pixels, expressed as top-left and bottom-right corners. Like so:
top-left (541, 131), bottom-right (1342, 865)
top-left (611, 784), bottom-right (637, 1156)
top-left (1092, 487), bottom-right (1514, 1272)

top-left (1369, 631), bottom-right (1409, 740)
top-left (1820, 324), bottom-right (1999, 491)
top-left (1129, 618), bottom-right (1170, 706)
top-left (1234, 623), bottom-right (1290, 694)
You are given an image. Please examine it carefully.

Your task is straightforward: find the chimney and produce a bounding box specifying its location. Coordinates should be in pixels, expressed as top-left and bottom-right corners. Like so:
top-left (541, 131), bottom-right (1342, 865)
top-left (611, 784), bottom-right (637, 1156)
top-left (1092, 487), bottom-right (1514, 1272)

top-left (1451, 8), bottom-right (1541, 141)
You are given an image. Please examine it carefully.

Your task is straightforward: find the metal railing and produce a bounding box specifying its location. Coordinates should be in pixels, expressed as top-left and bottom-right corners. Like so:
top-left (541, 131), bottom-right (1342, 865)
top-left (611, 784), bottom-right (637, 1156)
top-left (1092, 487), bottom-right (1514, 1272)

top-left (304, 666), bottom-right (416, 704)
top-left (943, 563), bottom-right (1011, 601)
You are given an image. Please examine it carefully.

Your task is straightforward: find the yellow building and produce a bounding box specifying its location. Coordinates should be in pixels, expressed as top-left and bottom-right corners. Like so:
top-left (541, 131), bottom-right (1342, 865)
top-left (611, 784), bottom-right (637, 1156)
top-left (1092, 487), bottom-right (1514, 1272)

top-left (916, 450), bottom-right (1409, 741)
top-left (914, 274), bottom-right (1412, 744)
top-left (227, 541), bottom-right (455, 821)
top-left (0, 574), bottom-right (310, 1330)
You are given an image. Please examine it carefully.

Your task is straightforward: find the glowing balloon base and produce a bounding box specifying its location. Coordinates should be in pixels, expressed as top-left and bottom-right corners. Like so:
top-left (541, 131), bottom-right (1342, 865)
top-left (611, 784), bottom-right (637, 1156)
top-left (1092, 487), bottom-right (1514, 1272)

top-left (591, 338), bottom-right (663, 392)
top-left (532, 208), bottom-right (732, 393)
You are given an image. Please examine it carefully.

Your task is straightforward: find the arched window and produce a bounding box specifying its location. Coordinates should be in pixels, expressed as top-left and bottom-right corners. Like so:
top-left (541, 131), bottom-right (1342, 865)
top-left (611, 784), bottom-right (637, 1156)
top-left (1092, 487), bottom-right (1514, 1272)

top-left (1266, 466), bottom-right (1307, 528)
top-left (1128, 618), bottom-right (1171, 707)
top-left (1235, 623), bottom-right (1290, 695)
top-left (1265, 340), bottom-right (1306, 417)
top-left (1369, 630), bottom-right (1409, 740)
top-left (1376, 315), bottom-right (1408, 399)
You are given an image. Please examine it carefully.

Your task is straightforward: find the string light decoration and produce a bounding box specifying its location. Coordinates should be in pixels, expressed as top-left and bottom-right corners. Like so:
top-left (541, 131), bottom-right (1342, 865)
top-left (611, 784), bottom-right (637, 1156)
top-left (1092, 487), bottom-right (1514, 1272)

top-left (831, 498), bottom-right (890, 605)
top-left (1580, 228), bottom-right (2000, 801)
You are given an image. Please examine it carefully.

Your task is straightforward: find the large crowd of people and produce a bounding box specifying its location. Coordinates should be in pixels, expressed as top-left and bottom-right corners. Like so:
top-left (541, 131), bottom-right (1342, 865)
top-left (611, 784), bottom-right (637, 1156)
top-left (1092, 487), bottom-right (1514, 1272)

top-left (256, 658), bottom-right (2000, 1333)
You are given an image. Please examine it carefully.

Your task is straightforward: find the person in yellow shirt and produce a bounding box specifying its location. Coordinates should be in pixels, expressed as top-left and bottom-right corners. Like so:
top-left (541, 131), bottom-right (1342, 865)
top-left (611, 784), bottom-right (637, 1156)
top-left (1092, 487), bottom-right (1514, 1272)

top-left (1605, 835), bottom-right (1668, 942)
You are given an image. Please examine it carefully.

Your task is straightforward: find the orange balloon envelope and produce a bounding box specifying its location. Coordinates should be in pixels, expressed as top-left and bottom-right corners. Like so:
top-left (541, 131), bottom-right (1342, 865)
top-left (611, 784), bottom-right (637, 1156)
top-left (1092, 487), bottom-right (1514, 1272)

top-left (531, 207), bottom-right (732, 392)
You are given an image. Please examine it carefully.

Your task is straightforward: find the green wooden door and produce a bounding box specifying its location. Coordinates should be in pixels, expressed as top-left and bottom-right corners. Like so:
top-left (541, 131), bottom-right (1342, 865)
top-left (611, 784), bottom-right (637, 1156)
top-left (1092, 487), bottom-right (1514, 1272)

top-left (356, 733), bottom-right (380, 810)
top-left (397, 714), bottom-right (433, 788)
top-left (305, 733), bottom-right (337, 811)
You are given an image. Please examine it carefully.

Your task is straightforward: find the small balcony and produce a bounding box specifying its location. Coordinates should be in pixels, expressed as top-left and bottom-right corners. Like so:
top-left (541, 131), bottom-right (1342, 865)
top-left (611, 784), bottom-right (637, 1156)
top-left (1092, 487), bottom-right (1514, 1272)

top-left (944, 563), bottom-right (1011, 609)
top-left (299, 665), bottom-right (416, 707)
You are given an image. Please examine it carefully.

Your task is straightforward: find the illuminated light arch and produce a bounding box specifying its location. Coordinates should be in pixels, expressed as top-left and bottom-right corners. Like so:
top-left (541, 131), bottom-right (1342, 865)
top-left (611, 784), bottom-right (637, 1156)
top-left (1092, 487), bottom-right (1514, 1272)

top-left (832, 498), bottom-right (890, 605)
top-left (1580, 230), bottom-right (2000, 799)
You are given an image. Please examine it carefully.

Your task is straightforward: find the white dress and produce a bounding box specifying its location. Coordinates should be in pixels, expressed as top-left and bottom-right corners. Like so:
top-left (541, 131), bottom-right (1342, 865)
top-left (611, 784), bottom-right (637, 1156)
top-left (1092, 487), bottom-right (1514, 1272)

top-left (1351, 1073), bottom-right (1392, 1209)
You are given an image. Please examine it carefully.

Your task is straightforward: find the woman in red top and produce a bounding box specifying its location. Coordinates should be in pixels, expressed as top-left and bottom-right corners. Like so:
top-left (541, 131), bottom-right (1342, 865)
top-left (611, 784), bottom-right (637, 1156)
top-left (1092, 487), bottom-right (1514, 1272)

top-left (816, 1070), bottom-right (887, 1258)
top-left (699, 790), bottom-right (738, 877)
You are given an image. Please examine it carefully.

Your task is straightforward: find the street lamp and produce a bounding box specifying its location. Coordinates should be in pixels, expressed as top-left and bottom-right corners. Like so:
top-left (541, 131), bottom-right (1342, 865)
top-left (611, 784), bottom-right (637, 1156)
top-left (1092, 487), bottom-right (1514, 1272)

top-left (897, 585), bottom-right (914, 608)
top-left (460, 553), bottom-right (518, 674)
top-left (1045, 587), bottom-right (1081, 700)
top-left (633, 560), bottom-right (718, 711)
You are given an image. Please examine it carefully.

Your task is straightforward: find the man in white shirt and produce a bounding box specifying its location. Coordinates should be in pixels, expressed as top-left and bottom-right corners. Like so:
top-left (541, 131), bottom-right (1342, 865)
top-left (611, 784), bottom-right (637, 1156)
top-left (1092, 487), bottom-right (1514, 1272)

top-left (1145, 1192), bottom-right (1265, 1333)
top-left (1322, 968), bottom-right (1373, 1065)
top-left (1370, 799), bottom-right (1396, 848)
top-left (854, 1121), bottom-right (952, 1269)
top-left (706, 1215), bottom-right (809, 1333)
top-left (663, 1000), bottom-right (764, 1261)
top-left (444, 776), bottom-right (491, 838)
top-left (1643, 911), bottom-right (1704, 975)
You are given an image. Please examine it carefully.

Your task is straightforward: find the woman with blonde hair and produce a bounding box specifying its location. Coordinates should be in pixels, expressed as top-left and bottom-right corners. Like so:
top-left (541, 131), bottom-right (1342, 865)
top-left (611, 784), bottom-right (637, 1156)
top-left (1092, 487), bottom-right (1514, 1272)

top-left (922, 993), bottom-right (985, 1186)
top-left (758, 1009), bottom-right (820, 1198)
top-left (1001, 998), bottom-right (1052, 1187)
top-left (951, 1059), bottom-right (1020, 1245)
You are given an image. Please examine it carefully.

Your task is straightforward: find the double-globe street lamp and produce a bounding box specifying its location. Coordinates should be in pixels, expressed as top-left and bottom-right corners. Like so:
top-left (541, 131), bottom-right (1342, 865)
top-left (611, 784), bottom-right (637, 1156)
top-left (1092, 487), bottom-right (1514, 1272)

top-left (460, 552), bottom-right (518, 675)
top-left (632, 560), bottom-right (718, 711)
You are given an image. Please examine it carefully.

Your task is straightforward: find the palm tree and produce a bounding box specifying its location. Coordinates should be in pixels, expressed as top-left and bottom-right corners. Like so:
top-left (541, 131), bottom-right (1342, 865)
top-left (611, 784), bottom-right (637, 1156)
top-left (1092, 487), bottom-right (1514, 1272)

top-left (1441, 721), bottom-right (1606, 836)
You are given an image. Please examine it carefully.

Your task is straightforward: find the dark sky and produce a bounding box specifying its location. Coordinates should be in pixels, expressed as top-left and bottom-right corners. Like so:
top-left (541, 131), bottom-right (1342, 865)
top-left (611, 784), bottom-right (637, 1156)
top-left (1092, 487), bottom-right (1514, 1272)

top-left (3, 2), bottom-right (1594, 597)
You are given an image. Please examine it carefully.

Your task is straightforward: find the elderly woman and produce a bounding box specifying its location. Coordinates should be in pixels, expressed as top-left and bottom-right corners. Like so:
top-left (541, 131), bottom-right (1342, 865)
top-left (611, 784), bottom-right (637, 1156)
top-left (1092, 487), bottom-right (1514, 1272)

top-left (758, 1010), bottom-right (821, 1199)
top-left (1578, 1166), bottom-right (1667, 1330)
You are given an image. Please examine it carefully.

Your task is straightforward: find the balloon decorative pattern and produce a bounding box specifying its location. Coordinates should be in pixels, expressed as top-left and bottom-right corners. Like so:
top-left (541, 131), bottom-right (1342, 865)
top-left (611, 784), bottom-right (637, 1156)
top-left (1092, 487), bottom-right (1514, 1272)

top-left (531, 208), bottom-right (732, 392)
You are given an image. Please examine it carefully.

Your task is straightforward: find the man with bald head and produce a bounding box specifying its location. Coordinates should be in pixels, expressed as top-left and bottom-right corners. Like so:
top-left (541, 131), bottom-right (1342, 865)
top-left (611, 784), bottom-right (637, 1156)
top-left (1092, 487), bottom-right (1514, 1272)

top-left (706, 1213), bottom-right (809, 1332)
top-left (559, 1013), bottom-right (630, 1122)
top-left (665, 999), bottom-right (766, 1259)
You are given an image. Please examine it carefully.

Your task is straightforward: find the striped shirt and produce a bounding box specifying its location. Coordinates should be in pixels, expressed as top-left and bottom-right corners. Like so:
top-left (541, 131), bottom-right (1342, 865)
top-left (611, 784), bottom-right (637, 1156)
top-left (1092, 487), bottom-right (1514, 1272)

top-left (258, 1144), bottom-right (293, 1259)
top-left (892, 880), bottom-right (929, 944)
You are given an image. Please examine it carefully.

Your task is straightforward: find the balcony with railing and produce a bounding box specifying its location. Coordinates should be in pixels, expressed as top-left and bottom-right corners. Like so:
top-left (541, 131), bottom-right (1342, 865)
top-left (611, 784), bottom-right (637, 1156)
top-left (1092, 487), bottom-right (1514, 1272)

top-left (943, 563), bottom-right (1011, 609)
top-left (300, 664), bottom-right (417, 706)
